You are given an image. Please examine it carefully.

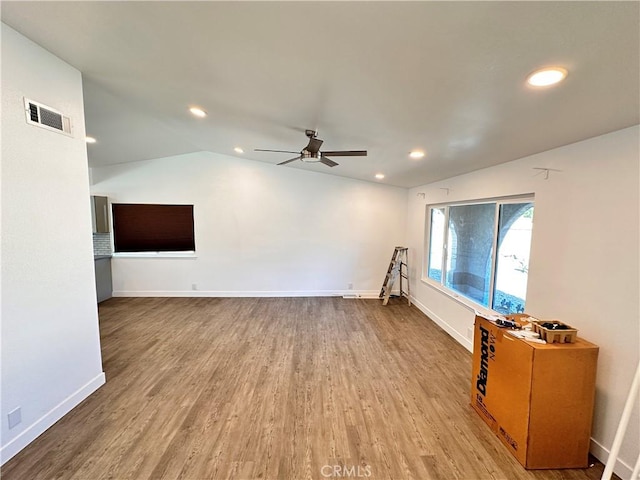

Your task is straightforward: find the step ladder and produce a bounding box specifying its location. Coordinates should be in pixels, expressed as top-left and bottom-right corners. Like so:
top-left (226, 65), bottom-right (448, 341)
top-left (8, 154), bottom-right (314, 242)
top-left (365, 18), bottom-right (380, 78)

top-left (379, 247), bottom-right (410, 306)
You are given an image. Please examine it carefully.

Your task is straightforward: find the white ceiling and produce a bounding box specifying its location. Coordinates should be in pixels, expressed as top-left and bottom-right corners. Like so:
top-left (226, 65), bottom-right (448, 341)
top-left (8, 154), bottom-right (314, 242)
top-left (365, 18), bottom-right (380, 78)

top-left (2, 1), bottom-right (638, 188)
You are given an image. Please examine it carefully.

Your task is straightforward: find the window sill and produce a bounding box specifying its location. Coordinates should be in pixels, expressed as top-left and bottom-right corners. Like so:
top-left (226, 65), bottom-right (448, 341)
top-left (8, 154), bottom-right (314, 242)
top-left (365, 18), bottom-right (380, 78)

top-left (420, 276), bottom-right (496, 317)
top-left (112, 252), bottom-right (197, 259)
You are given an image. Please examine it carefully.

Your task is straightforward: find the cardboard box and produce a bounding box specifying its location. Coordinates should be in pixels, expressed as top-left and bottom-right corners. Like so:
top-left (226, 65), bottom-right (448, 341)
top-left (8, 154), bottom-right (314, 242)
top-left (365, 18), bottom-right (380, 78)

top-left (470, 315), bottom-right (598, 469)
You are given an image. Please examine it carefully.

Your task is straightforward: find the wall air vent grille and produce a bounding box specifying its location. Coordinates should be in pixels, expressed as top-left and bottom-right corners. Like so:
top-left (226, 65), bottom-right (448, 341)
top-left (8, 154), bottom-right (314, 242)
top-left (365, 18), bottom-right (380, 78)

top-left (39, 107), bottom-right (63, 130)
top-left (24, 98), bottom-right (72, 137)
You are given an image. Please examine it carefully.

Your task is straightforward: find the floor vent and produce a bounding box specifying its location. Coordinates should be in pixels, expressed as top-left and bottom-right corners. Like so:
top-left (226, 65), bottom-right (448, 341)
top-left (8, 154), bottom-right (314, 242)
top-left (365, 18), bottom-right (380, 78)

top-left (24, 98), bottom-right (72, 136)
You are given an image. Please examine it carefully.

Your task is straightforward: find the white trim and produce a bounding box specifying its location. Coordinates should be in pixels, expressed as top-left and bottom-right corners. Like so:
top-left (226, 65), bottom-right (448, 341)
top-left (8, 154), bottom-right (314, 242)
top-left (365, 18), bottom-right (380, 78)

top-left (427, 193), bottom-right (535, 209)
top-left (112, 290), bottom-right (382, 298)
top-left (590, 437), bottom-right (634, 480)
top-left (410, 295), bottom-right (473, 352)
top-left (0, 372), bottom-right (106, 465)
top-left (112, 252), bottom-right (196, 259)
top-left (424, 205), bottom-right (447, 283)
top-left (487, 203), bottom-right (500, 302)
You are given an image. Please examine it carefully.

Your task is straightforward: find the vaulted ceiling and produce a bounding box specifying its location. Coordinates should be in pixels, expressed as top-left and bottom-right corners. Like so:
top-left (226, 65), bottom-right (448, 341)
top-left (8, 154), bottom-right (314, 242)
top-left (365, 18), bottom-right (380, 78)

top-left (2, 1), bottom-right (638, 187)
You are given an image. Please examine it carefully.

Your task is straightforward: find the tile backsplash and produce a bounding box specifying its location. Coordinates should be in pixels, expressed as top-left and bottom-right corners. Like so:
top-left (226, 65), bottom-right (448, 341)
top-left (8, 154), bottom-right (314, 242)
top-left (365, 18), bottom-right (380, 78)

top-left (93, 233), bottom-right (112, 256)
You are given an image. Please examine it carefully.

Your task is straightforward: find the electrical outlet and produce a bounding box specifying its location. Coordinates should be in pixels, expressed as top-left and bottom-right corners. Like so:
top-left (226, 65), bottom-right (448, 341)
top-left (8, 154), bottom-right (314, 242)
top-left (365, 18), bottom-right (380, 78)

top-left (8, 407), bottom-right (21, 429)
top-left (191, 283), bottom-right (198, 291)
top-left (467, 327), bottom-right (473, 340)
top-left (348, 283), bottom-right (353, 290)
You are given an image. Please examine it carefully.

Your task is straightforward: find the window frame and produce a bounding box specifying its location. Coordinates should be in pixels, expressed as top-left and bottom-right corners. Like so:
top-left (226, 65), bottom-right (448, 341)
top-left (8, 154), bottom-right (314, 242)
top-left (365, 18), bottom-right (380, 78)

top-left (423, 194), bottom-right (534, 313)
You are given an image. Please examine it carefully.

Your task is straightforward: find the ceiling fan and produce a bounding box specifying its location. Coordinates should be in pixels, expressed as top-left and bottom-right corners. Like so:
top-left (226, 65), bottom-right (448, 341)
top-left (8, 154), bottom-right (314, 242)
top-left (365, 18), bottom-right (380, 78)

top-left (255, 129), bottom-right (367, 167)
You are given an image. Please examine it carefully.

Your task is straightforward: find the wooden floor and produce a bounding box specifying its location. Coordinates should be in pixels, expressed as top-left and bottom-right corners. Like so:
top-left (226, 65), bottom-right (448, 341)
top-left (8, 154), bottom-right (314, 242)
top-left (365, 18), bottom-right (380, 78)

top-left (2, 297), bottom-right (613, 480)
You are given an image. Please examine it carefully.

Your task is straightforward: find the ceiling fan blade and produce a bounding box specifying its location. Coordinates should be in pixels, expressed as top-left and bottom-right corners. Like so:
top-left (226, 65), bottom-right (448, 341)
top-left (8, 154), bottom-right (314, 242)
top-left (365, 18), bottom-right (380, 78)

top-left (320, 157), bottom-right (339, 167)
top-left (277, 156), bottom-right (302, 165)
top-left (255, 149), bottom-right (300, 154)
top-left (305, 137), bottom-right (323, 154)
top-left (321, 150), bottom-right (367, 157)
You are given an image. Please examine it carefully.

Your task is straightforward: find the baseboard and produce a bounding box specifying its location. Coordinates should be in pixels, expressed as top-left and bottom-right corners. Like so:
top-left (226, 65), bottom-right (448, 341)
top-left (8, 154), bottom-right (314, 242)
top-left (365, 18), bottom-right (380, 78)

top-left (0, 372), bottom-right (106, 465)
top-left (410, 295), bottom-right (473, 352)
top-left (113, 289), bottom-right (382, 298)
top-left (590, 437), bottom-right (634, 480)
top-left (342, 292), bottom-right (382, 299)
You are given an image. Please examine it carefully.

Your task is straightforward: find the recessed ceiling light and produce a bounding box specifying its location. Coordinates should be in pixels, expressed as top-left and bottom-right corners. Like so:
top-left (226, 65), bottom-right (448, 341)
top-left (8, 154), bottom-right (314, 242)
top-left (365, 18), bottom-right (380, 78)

top-left (375, 173), bottom-right (385, 180)
top-left (526, 67), bottom-right (568, 87)
top-left (409, 150), bottom-right (425, 159)
top-left (85, 136), bottom-right (97, 144)
top-left (234, 147), bottom-right (244, 154)
top-left (189, 107), bottom-right (207, 118)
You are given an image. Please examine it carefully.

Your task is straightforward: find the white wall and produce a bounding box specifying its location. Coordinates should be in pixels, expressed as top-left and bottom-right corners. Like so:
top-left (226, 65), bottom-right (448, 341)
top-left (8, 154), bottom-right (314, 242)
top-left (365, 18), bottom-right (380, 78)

top-left (1, 24), bottom-right (105, 464)
top-left (91, 152), bottom-right (407, 297)
top-left (407, 126), bottom-right (640, 479)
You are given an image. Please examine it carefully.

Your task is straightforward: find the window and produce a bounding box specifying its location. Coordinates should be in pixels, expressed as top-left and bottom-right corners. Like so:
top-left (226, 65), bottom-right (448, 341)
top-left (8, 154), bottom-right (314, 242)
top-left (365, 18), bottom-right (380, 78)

top-left (112, 203), bottom-right (195, 253)
top-left (425, 198), bottom-right (534, 314)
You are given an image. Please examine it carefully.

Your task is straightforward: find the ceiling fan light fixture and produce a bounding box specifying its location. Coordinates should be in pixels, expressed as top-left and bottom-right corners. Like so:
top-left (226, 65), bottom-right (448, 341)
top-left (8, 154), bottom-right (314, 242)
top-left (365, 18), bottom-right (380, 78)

top-left (409, 150), bottom-right (425, 159)
top-left (301, 151), bottom-right (321, 163)
top-left (526, 67), bottom-right (568, 87)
